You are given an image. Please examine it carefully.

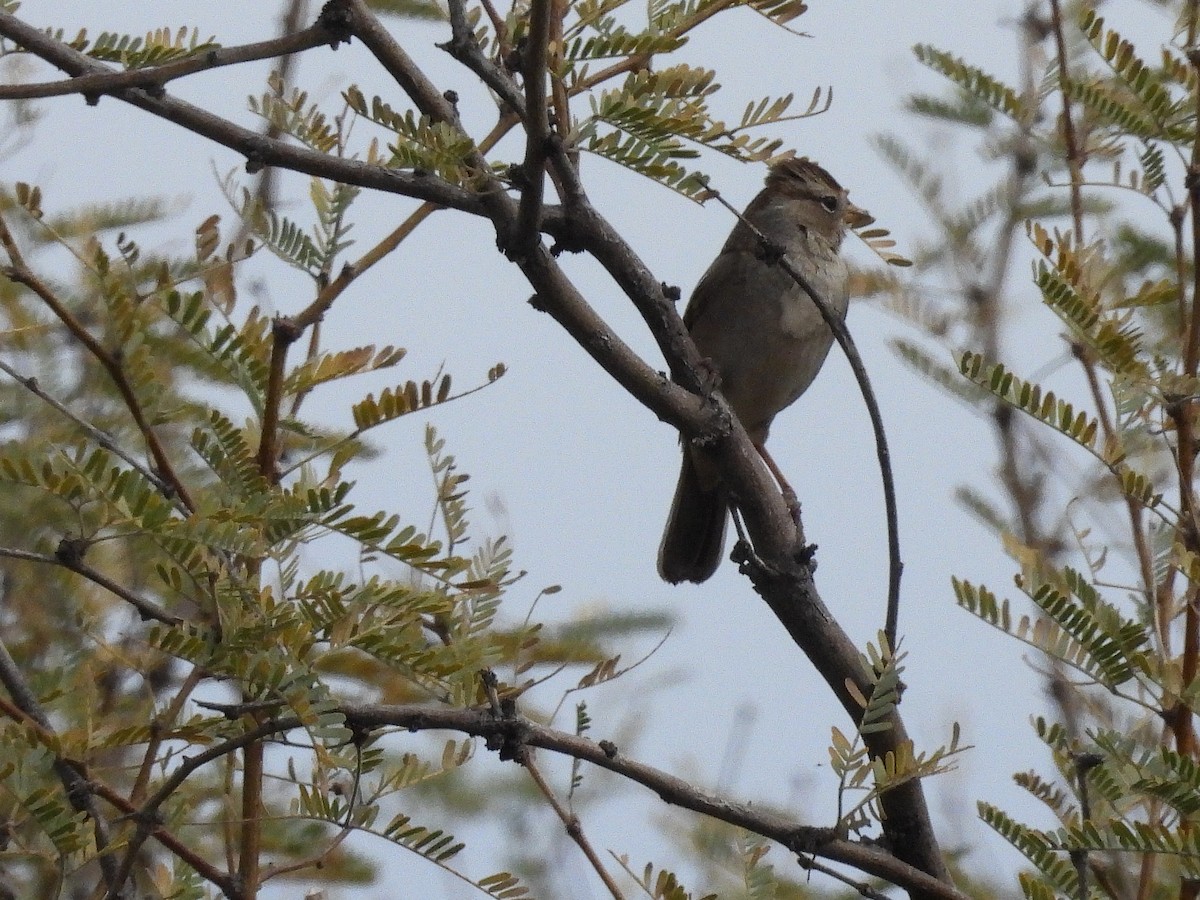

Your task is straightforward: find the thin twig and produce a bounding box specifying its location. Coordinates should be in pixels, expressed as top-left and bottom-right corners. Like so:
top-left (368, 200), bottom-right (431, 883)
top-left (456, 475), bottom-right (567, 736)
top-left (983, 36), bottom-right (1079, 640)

top-left (439, 0), bottom-right (586, 209)
top-left (232, 0), bottom-right (313, 250)
top-left (1048, 0), bottom-right (1085, 238)
top-left (1075, 343), bottom-right (1160, 653)
top-left (0, 546), bottom-right (182, 626)
top-left (89, 780), bottom-right (241, 899)
top-left (277, 375), bottom-right (498, 479)
top-left (129, 668), bottom-right (206, 805)
top-left (0, 24), bottom-right (333, 101)
top-left (293, 202), bottom-right (438, 332)
top-left (108, 716), bottom-right (295, 899)
top-left (260, 823), bottom-right (356, 882)
top-left (524, 756), bottom-right (625, 900)
top-left (970, 8), bottom-right (1046, 559)
top-left (1044, 4), bottom-right (1159, 674)
top-left (261, 745), bottom-right (361, 885)
top-left (0, 211), bottom-right (196, 510)
top-left (478, 0), bottom-right (509, 53)
top-left (343, 0), bottom-right (520, 239)
top-left (0, 357), bottom-right (186, 514)
top-left (570, 0), bottom-right (740, 94)
top-left (796, 855), bottom-right (893, 900)
top-left (441, 0), bottom-right (528, 119)
top-left (547, 0), bottom-right (572, 167)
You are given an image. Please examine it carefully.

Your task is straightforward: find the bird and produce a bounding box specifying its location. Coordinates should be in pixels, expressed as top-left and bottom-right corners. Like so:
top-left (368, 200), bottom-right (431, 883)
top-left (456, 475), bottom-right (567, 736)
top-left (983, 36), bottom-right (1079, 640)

top-left (658, 157), bottom-right (872, 584)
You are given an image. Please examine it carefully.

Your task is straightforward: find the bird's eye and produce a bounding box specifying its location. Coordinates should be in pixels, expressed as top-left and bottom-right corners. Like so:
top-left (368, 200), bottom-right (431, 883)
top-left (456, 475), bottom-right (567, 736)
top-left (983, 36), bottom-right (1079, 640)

top-left (820, 195), bottom-right (839, 213)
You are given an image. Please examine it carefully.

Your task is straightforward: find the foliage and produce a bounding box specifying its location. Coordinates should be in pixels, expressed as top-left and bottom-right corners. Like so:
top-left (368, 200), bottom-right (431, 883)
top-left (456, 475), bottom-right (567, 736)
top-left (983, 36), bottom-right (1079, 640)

top-left (832, 636), bottom-right (965, 832)
top-left (0, 161), bottom-right (617, 894)
top-left (869, 0), bottom-right (1200, 895)
top-left (0, 0), bottom-right (964, 894)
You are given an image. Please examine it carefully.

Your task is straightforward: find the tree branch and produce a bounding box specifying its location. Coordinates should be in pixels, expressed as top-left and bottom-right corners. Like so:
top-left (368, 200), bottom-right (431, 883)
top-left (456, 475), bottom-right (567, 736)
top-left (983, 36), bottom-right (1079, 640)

top-left (340, 703), bottom-right (967, 899)
top-left (523, 753), bottom-right (625, 900)
top-left (0, 23), bottom-right (334, 101)
top-left (512, 0), bottom-right (552, 258)
top-left (0, 634), bottom-right (128, 898)
top-left (0, 356), bottom-right (187, 516)
top-left (90, 780), bottom-right (241, 899)
top-left (107, 715), bottom-right (292, 899)
top-left (342, 0), bottom-right (462, 126)
top-left (0, 11), bottom-right (485, 214)
top-left (0, 546), bottom-right (182, 626)
top-left (440, 0), bottom-right (528, 119)
top-left (0, 211), bottom-right (197, 510)
top-left (256, 317), bottom-right (302, 483)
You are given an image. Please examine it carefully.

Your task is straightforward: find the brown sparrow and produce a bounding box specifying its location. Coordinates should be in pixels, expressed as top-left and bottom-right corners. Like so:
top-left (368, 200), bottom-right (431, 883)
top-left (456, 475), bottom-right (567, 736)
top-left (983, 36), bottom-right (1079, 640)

top-left (658, 158), bottom-right (872, 584)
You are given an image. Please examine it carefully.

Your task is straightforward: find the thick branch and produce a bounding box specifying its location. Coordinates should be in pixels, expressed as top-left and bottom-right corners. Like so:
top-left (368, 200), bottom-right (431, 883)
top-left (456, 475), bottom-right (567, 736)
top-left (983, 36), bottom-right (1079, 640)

top-left (512, 0), bottom-right (553, 258)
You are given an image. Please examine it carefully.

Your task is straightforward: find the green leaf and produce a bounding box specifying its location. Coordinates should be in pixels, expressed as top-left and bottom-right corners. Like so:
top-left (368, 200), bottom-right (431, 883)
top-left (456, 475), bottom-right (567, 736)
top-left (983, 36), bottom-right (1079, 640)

top-left (913, 44), bottom-right (1024, 121)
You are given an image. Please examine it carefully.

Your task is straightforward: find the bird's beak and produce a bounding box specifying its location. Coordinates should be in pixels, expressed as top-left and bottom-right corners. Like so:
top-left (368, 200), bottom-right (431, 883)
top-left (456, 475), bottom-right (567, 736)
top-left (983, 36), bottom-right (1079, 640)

top-left (845, 202), bottom-right (875, 229)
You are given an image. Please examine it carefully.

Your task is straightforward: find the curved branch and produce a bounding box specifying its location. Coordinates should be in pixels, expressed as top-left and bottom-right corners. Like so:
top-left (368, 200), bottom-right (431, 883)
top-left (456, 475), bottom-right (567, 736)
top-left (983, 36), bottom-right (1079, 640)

top-left (706, 189), bottom-right (903, 648)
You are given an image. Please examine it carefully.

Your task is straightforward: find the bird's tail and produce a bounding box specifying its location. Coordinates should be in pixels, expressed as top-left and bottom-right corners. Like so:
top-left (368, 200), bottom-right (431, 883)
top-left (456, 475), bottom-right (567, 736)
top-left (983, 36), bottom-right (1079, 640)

top-left (657, 453), bottom-right (729, 584)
